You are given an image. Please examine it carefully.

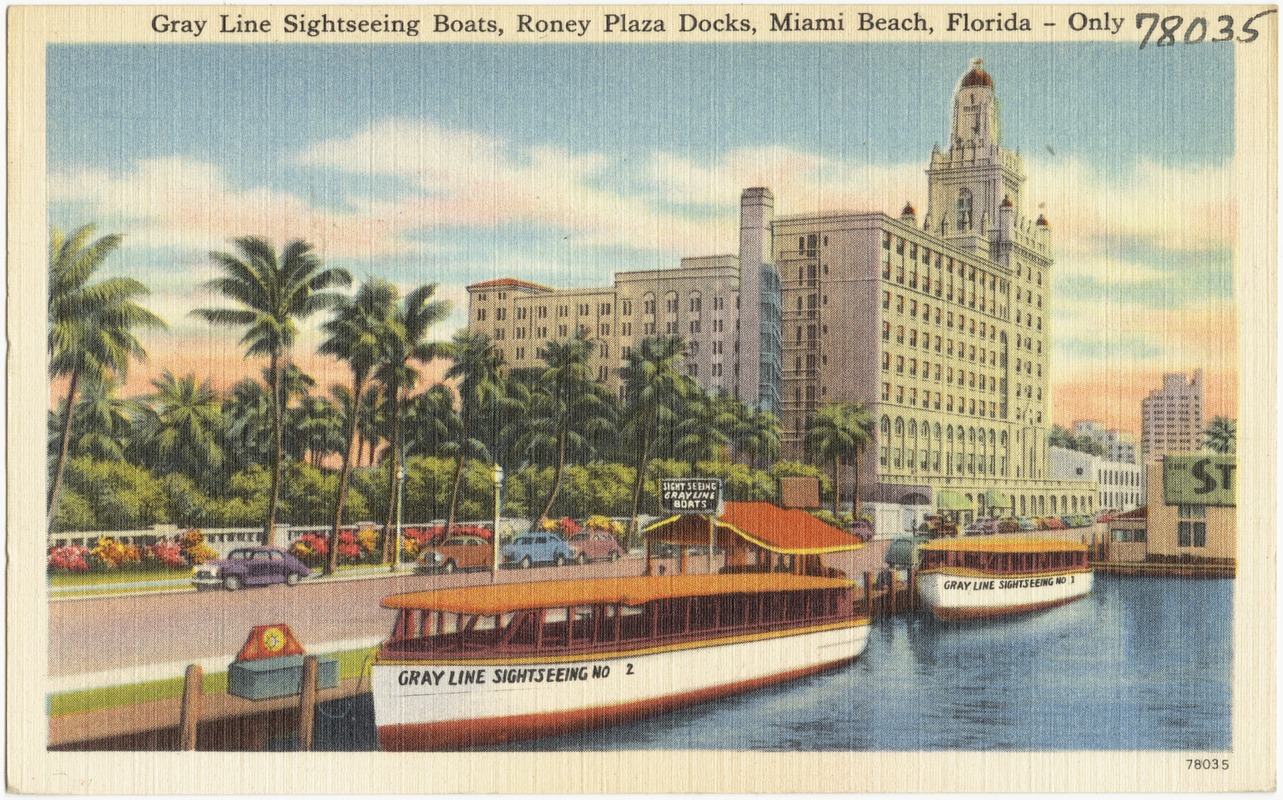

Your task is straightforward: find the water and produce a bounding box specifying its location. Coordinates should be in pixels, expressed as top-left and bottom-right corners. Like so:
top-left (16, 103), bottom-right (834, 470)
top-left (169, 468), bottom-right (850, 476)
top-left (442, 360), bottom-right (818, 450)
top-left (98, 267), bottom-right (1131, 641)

top-left (312, 575), bottom-right (1231, 751)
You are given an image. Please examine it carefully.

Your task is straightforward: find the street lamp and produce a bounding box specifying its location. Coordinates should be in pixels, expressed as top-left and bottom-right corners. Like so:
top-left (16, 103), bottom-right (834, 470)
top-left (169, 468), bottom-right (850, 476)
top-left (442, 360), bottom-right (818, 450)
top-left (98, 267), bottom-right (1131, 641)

top-left (389, 464), bottom-right (405, 572)
top-left (491, 463), bottom-right (504, 583)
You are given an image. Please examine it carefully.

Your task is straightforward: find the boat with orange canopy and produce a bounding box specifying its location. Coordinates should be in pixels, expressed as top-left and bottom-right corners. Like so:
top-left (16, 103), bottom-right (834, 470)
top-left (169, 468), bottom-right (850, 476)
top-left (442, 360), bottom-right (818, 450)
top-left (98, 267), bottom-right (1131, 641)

top-left (371, 503), bottom-right (869, 750)
top-left (915, 536), bottom-right (1093, 621)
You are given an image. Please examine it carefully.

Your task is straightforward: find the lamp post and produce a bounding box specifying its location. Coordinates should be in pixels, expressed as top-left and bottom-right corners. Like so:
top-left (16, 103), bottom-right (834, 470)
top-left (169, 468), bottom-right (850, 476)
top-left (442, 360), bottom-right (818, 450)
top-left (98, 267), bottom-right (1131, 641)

top-left (390, 464), bottom-right (405, 572)
top-left (491, 463), bottom-right (504, 583)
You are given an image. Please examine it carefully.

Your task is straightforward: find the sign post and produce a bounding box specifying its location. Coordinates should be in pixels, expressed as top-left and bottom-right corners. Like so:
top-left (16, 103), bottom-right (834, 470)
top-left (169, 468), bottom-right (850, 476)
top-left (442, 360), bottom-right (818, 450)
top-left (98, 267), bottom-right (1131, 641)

top-left (660, 479), bottom-right (723, 576)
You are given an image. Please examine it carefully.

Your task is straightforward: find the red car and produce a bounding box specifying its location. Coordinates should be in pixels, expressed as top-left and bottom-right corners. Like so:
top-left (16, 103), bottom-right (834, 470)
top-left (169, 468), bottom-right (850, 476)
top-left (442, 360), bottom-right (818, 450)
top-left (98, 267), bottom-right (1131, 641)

top-left (567, 532), bottom-right (625, 564)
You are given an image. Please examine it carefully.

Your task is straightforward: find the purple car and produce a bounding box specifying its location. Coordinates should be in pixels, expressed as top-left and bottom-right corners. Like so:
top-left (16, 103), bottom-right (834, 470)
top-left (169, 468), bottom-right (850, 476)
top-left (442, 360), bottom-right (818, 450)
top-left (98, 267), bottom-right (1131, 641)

top-left (191, 547), bottom-right (311, 591)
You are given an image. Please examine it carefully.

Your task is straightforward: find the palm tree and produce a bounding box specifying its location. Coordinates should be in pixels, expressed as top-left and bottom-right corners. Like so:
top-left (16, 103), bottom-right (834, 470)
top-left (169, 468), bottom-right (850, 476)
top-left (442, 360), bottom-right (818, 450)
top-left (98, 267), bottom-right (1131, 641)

top-left (374, 285), bottom-right (450, 562)
top-left (138, 370), bottom-right (226, 481)
top-left (443, 330), bottom-right (505, 534)
top-left (675, 390), bottom-right (738, 472)
top-left (72, 375), bottom-right (143, 462)
top-left (193, 237), bottom-right (351, 544)
top-left (403, 384), bottom-right (461, 460)
top-left (1202, 416), bottom-right (1237, 455)
top-left (318, 279), bottom-right (396, 574)
top-left (48, 225), bottom-right (165, 525)
top-left (805, 402), bottom-right (875, 518)
top-left (620, 336), bottom-right (690, 544)
top-left (292, 393), bottom-right (344, 468)
top-left (524, 333), bottom-right (615, 521)
top-left (223, 378), bottom-right (273, 471)
top-left (734, 406), bottom-right (782, 470)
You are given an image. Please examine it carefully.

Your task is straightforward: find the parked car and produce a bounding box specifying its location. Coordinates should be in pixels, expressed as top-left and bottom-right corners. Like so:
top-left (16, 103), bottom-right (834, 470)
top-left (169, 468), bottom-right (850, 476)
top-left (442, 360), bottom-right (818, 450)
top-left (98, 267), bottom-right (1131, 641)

top-left (850, 519), bottom-right (875, 542)
top-left (1043, 516), bottom-right (1067, 530)
top-left (964, 517), bottom-right (997, 536)
top-left (416, 535), bottom-right (494, 574)
top-left (502, 532), bottom-right (576, 569)
top-left (1016, 517), bottom-right (1037, 532)
top-left (1096, 510), bottom-right (1119, 523)
top-left (567, 531), bottom-right (625, 563)
top-left (996, 516), bottom-right (1021, 534)
top-left (192, 547), bottom-right (311, 591)
top-left (885, 534), bottom-right (930, 570)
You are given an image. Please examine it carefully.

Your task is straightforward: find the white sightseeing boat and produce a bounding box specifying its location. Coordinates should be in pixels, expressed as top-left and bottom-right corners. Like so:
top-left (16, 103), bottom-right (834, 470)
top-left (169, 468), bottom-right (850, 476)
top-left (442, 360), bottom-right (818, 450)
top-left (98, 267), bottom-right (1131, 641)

top-left (371, 573), bottom-right (870, 750)
top-left (915, 536), bottom-right (1093, 621)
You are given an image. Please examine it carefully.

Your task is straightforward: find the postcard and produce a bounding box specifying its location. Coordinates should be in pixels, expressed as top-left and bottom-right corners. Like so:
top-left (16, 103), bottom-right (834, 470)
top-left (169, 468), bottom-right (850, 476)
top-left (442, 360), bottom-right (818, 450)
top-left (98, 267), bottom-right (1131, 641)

top-left (8, 3), bottom-right (1276, 793)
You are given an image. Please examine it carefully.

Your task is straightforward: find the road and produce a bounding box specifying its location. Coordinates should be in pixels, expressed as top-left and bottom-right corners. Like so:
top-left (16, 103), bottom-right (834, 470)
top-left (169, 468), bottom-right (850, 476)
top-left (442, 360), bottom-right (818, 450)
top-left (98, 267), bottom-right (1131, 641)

top-left (50, 542), bottom-right (899, 679)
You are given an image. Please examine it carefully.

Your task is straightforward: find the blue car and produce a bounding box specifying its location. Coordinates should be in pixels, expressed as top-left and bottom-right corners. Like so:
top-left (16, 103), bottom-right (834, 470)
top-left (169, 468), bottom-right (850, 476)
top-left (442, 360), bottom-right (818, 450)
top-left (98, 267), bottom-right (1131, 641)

top-left (502, 532), bottom-right (576, 569)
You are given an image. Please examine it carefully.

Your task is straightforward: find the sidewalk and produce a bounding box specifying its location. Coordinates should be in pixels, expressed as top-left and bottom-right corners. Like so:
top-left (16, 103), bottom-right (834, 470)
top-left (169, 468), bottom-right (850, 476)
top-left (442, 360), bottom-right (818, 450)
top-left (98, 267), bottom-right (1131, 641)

top-left (48, 563), bottom-right (419, 601)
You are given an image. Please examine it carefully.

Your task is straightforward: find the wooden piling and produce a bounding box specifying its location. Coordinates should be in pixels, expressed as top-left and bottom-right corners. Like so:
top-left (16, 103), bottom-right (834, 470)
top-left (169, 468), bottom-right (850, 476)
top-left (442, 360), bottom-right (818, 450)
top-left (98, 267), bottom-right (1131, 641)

top-left (908, 567), bottom-right (918, 610)
top-left (888, 570), bottom-right (898, 615)
top-left (863, 572), bottom-right (874, 618)
top-left (297, 655), bottom-right (318, 752)
top-left (178, 664), bottom-right (202, 751)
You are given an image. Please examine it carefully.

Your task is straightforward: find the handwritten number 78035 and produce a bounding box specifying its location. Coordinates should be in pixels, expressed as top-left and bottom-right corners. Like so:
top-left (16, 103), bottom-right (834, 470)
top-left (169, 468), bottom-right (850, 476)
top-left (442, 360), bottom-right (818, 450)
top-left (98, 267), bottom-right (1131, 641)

top-left (1137, 10), bottom-right (1276, 50)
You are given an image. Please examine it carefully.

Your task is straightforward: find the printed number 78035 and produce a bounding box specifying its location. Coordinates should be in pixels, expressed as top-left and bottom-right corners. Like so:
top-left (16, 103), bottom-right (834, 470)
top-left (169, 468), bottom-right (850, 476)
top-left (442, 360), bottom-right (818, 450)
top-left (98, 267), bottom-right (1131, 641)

top-left (1187, 759), bottom-right (1229, 770)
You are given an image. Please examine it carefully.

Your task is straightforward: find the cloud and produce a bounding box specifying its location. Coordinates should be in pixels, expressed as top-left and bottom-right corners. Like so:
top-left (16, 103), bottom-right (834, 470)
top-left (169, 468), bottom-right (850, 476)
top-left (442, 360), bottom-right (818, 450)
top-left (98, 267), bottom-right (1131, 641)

top-left (1026, 157), bottom-right (1233, 256)
top-left (298, 120), bottom-right (725, 256)
top-left (50, 156), bottom-right (416, 259)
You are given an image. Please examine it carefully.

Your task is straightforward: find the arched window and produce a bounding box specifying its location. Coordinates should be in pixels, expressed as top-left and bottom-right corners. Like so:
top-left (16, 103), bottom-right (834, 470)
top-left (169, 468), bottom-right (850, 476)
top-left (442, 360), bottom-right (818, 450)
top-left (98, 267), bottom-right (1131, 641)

top-left (933, 423), bottom-right (941, 440)
top-left (880, 416), bottom-right (891, 435)
top-left (908, 420), bottom-right (917, 437)
top-left (894, 417), bottom-right (904, 436)
top-left (642, 292), bottom-right (656, 315)
top-left (956, 188), bottom-right (973, 230)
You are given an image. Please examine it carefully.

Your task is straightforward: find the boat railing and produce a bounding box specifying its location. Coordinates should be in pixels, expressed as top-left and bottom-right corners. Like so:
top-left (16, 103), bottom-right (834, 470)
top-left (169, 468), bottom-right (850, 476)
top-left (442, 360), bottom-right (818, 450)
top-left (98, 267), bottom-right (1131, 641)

top-left (380, 588), bottom-right (856, 661)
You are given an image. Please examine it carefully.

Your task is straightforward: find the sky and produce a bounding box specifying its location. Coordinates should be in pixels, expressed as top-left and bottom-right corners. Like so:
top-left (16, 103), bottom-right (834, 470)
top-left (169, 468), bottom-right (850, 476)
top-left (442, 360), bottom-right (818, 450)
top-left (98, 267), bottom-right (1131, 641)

top-left (47, 41), bottom-right (1237, 434)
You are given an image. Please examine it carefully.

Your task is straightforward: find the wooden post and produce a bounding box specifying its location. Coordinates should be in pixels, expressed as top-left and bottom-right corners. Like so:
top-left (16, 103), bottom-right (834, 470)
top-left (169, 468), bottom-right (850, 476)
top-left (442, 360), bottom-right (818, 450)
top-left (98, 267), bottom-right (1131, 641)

top-left (908, 567), bottom-right (918, 610)
top-left (889, 570), bottom-right (898, 615)
top-left (679, 547), bottom-right (687, 575)
top-left (645, 535), bottom-right (653, 576)
top-left (708, 514), bottom-right (717, 575)
top-left (863, 572), bottom-right (874, 619)
top-left (297, 655), bottom-right (319, 752)
top-left (178, 664), bottom-right (202, 751)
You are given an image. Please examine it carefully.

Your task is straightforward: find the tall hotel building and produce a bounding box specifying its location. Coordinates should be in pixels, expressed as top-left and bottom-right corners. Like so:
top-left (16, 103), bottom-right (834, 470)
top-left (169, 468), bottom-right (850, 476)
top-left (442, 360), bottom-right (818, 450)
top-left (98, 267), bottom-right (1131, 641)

top-left (469, 61), bottom-right (1096, 520)
top-left (1141, 370), bottom-right (1205, 460)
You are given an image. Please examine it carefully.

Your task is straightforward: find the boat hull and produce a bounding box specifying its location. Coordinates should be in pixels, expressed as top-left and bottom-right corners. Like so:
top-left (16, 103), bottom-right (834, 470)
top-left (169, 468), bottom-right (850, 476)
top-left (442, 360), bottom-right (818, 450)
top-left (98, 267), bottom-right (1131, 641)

top-left (917, 569), bottom-right (1092, 621)
top-left (372, 620), bottom-right (869, 750)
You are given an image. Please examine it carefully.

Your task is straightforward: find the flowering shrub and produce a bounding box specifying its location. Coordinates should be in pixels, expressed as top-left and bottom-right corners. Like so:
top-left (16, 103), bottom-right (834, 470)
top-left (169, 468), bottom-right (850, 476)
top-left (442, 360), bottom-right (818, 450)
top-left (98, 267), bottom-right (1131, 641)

top-left (144, 539), bottom-right (188, 569)
top-left (337, 531), bottom-right (362, 564)
top-left (178, 529), bottom-right (218, 565)
top-left (541, 517), bottom-right (582, 536)
top-left (290, 533), bottom-right (330, 567)
top-left (585, 515), bottom-right (625, 536)
top-left (357, 527), bottom-right (383, 557)
top-left (91, 536), bottom-right (142, 570)
top-left (48, 544), bottom-right (91, 573)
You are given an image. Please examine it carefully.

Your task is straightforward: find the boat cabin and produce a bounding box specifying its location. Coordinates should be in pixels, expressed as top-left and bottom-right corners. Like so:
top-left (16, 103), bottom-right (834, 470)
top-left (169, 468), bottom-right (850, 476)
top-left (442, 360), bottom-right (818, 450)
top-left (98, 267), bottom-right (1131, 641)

top-left (917, 537), bottom-right (1089, 575)
top-left (379, 574), bottom-right (856, 661)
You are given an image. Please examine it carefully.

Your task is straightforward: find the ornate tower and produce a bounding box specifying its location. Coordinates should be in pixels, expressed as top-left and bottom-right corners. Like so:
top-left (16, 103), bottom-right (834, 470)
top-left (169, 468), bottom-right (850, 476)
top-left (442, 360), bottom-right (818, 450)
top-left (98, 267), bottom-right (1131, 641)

top-left (925, 59), bottom-right (1028, 261)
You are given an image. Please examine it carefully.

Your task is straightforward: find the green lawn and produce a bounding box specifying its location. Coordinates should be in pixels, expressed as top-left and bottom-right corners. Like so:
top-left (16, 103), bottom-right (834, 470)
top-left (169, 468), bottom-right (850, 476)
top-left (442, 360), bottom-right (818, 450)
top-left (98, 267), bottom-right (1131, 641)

top-left (49, 646), bottom-right (376, 716)
top-left (48, 568), bottom-right (191, 587)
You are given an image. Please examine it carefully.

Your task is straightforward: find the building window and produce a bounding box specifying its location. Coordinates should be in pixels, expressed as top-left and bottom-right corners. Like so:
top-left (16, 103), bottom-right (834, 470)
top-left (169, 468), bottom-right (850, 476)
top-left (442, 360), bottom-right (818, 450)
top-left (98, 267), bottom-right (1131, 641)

top-left (956, 189), bottom-right (973, 230)
top-left (1178, 505), bottom-right (1208, 547)
top-left (476, 309), bottom-right (487, 321)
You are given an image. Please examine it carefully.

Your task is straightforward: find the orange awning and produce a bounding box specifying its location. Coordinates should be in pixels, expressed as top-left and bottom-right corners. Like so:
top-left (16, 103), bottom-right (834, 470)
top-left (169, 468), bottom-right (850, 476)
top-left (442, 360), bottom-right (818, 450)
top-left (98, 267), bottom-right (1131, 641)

top-left (645, 501), bottom-right (863, 555)
top-left (382, 573), bottom-right (854, 615)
